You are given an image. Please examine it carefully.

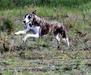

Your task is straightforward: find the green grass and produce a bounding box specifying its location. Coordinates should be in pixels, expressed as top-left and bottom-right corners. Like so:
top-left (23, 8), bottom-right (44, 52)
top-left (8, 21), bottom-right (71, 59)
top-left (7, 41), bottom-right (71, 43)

top-left (0, 1), bottom-right (91, 75)
top-left (0, 0), bottom-right (91, 9)
top-left (0, 50), bottom-right (91, 75)
top-left (0, 5), bottom-right (89, 32)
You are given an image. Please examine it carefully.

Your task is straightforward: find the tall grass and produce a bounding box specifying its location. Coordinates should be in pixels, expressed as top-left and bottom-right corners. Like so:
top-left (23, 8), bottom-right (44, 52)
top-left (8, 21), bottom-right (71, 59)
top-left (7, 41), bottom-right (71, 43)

top-left (0, 0), bottom-right (91, 9)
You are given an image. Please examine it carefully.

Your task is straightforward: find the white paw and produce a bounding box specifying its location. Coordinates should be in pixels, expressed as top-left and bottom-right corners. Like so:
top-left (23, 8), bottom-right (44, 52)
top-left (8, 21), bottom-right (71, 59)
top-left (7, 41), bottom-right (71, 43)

top-left (15, 32), bottom-right (19, 35)
top-left (22, 38), bottom-right (26, 42)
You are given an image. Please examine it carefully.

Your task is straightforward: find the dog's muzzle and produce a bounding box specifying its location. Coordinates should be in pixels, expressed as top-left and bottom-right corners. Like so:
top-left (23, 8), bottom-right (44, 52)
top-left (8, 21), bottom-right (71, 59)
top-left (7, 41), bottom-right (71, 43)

top-left (23, 20), bottom-right (26, 24)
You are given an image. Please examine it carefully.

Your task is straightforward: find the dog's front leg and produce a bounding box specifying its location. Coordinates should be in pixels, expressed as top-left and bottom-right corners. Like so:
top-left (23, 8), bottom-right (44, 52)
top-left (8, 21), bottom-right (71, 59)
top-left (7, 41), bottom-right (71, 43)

top-left (15, 30), bottom-right (27, 35)
top-left (23, 33), bottom-right (39, 42)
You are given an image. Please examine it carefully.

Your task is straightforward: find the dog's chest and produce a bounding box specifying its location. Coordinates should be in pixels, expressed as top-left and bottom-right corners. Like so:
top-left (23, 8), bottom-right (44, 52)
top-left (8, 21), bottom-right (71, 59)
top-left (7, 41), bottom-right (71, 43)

top-left (25, 24), bottom-right (40, 34)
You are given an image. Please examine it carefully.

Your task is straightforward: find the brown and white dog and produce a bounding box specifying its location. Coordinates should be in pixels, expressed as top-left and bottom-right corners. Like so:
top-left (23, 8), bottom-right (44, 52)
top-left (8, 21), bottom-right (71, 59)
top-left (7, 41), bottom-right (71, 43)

top-left (15, 11), bottom-right (69, 47)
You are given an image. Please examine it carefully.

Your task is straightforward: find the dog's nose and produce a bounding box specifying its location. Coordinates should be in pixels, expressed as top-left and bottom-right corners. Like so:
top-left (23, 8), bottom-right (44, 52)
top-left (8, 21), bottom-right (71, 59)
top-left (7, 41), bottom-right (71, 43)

top-left (23, 20), bottom-right (26, 24)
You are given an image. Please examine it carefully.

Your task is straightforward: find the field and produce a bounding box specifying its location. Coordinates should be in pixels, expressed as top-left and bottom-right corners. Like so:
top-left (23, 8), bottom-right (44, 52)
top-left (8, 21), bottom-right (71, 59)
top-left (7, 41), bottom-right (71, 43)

top-left (0, 0), bottom-right (91, 75)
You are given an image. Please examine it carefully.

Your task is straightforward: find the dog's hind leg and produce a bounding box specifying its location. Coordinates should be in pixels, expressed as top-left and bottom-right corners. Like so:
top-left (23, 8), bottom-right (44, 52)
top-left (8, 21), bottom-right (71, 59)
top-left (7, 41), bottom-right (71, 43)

top-left (55, 34), bottom-right (60, 42)
top-left (55, 34), bottom-right (61, 48)
top-left (62, 37), bottom-right (69, 47)
top-left (61, 30), bottom-right (69, 47)
top-left (58, 28), bottom-right (70, 47)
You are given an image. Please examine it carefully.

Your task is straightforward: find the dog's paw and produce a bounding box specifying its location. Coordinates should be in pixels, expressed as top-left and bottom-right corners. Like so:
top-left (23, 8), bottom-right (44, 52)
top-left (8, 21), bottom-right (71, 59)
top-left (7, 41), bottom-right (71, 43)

top-left (22, 38), bottom-right (26, 43)
top-left (15, 32), bottom-right (19, 35)
top-left (14, 32), bottom-right (18, 35)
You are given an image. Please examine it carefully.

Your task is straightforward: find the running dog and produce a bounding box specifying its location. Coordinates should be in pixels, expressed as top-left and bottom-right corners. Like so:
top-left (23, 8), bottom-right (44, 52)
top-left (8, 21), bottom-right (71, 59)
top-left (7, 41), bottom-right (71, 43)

top-left (15, 11), bottom-right (69, 47)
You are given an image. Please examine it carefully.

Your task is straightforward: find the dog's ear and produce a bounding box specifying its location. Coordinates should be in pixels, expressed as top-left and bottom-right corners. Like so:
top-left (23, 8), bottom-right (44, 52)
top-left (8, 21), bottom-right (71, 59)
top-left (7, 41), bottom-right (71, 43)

top-left (32, 10), bottom-right (36, 15)
top-left (25, 14), bottom-right (28, 18)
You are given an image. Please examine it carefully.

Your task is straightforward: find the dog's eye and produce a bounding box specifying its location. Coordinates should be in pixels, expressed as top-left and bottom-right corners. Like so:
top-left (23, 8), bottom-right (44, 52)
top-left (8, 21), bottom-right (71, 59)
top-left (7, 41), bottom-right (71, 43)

top-left (28, 16), bottom-right (31, 19)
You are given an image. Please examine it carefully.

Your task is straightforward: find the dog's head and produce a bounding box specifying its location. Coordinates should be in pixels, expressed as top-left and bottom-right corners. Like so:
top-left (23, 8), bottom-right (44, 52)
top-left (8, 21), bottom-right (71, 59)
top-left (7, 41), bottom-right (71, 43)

top-left (23, 10), bottom-right (41, 25)
top-left (23, 10), bottom-right (36, 24)
top-left (23, 14), bottom-right (32, 25)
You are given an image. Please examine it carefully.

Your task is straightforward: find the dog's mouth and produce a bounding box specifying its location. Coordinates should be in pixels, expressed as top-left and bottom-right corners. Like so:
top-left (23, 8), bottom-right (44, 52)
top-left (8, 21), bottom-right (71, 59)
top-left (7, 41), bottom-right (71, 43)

top-left (29, 23), bottom-right (32, 27)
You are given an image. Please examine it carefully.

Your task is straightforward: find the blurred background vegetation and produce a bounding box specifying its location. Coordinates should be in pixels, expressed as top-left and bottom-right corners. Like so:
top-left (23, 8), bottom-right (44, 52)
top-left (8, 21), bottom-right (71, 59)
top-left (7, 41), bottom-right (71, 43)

top-left (0, 0), bottom-right (91, 9)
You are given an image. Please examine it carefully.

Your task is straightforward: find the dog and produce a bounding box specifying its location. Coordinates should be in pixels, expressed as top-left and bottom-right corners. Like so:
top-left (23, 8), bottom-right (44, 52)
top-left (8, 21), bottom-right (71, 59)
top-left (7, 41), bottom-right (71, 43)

top-left (15, 10), bottom-right (69, 48)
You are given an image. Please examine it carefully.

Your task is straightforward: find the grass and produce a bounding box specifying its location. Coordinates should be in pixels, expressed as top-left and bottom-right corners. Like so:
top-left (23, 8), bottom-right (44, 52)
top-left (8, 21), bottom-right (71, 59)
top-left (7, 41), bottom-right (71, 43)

top-left (0, 2), bottom-right (91, 75)
top-left (1, 50), bottom-right (91, 75)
